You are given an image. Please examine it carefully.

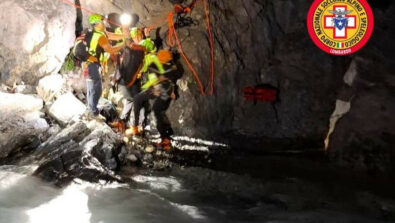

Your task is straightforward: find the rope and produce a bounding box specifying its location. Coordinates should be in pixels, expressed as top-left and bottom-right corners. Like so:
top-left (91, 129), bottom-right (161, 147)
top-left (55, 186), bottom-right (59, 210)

top-left (167, 13), bottom-right (176, 47)
top-left (168, 12), bottom-right (205, 95)
top-left (166, 0), bottom-right (215, 96)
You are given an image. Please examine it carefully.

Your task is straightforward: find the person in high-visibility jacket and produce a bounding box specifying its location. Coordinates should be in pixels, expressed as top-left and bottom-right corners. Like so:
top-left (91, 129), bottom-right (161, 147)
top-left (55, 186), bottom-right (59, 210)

top-left (110, 27), bottom-right (156, 131)
top-left (126, 50), bottom-right (175, 150)
top-left (85, 14), bottom-right (125, 120)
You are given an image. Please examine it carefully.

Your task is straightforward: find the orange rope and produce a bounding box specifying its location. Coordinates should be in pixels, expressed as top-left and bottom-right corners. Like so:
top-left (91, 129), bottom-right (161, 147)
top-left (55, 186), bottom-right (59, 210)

top-left (166, 0), bottom-right (215, 96)
top-left (168, 12), bottom-right (205, 95)
top-left (167, 13), bottom-right (176, 47)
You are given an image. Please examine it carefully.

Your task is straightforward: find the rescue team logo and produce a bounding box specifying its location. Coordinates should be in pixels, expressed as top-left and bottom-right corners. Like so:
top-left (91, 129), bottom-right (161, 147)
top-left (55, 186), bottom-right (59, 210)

top-left (307, 0), bottom-right (374, 55)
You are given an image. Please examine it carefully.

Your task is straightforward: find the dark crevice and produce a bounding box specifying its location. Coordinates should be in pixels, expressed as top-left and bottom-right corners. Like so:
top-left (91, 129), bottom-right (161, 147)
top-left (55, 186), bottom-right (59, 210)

top-left (369, 0), bottom-right (393, 11)
top-left (75, 0), bottom-right (83, 37)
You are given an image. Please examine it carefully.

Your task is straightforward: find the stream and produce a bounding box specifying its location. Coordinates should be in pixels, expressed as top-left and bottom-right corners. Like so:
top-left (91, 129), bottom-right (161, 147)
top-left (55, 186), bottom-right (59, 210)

top-left (1, 157), bottom-right (393, 223)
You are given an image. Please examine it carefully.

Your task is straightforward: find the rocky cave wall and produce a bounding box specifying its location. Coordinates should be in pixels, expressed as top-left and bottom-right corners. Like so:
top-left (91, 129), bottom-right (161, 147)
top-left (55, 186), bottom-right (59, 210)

top-left (0, 0), bottom-right (394, 174)
top-left (0, 0), bottom-right (76, 86)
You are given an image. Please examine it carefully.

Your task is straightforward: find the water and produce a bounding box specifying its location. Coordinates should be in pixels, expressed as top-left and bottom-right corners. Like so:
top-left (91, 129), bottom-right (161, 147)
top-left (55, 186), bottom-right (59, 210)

top-left (0, 165), bottom-right (392, 223)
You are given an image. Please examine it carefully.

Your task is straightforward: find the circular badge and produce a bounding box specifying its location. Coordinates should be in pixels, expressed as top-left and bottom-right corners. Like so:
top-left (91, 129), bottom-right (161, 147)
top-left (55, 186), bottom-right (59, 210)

top-left (307, 0), bottom-right (374, 56)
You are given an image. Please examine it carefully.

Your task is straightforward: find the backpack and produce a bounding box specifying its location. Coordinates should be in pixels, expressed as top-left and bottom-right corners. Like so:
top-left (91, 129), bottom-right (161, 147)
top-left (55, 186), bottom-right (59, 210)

top-left (117, 45), bottom-right (145, 86)
top-left (72, 29), bottom-right (94, 61)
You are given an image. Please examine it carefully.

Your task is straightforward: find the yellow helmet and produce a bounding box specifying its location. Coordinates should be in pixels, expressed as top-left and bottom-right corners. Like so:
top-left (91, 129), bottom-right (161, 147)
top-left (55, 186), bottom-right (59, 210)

top-left (89, 14), bottom-right (103, 25)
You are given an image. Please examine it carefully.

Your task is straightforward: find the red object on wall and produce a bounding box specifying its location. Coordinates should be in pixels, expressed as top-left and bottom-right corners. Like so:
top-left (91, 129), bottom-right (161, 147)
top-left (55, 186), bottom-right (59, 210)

top-left (243, 85), bottom-right (277, 102)
top-left (243, 87), bottom-right (255, 101)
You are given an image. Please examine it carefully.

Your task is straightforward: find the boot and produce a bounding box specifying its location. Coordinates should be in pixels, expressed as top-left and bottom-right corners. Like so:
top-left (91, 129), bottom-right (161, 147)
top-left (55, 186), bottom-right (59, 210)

top-left (125, 126), bottom-right (142, 137)
top-left (109, 120), bottom-right (126, 133)
top-left (156, 138), bottom-right (171, 151)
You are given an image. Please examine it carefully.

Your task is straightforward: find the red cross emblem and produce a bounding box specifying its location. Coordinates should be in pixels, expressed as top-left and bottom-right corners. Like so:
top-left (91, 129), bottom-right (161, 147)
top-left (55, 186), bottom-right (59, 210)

top-left (324, 5), bottom-right (357, 39)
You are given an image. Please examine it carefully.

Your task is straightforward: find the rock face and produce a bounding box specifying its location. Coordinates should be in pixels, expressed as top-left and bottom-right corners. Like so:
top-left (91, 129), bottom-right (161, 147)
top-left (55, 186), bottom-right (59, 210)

top-left (328, 5), bottom-right (395, 175)
top-left (0, 93), bottom-right (48, 159)
top-left (0, 0), bottom-right (76, 86)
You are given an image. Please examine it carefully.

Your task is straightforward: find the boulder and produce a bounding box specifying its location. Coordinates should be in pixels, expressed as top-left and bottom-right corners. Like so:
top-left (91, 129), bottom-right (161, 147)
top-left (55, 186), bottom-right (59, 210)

top-left (36, 74), bottom-right (66, 103)
top-left (34, 121), bottom-right (122, 185)
top-left (0, 0), bottom-right (76, 86)
top-left (80, 122), bottom-right (123, 170)
top-left (48, 92), bottom-right (86, 126)
top-left (0, 93), bottom-right (48, 159)
top-left (36, 122), bottom-right (91, 155)
top-left (64, 72), bottom-right (86, 96)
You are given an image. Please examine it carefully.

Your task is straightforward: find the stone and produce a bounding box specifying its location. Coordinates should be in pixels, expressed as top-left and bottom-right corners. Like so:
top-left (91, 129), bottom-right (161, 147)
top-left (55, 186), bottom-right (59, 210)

top-left (80, 122), bottom-right (123, 170)
top-left (48, 92), bottom-right (86, 126)
top-left (14, 83), bottom-right (36, 94)
top-left (0, 92), bottom-right (43, 114)
top-left (0, 0), bottom-right (76, 86)
top-left (126, 154), bottom-right (138, 162)
top-left (64, 71), bottom-right (86, 95)
top-left (0, 93), bottom-right (48, 159)
top-left (36, 122), bottom-right (90, 156)
top-left (145, 145), bottom-right (155, 154)
top-left (36, 74), bottom-right (66, 103)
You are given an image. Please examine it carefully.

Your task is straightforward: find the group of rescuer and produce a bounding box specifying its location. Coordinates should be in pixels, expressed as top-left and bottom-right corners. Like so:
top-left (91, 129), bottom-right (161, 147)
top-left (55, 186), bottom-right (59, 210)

top-left (84, 13), bottom-right (176, 150)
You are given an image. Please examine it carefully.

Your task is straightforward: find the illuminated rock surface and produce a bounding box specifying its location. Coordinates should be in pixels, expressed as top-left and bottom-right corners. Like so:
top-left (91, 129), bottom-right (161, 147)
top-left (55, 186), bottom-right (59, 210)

top-left (0, 92), bottom-right (48, 159)
top-left (0, 0), bottom-right (75, 86)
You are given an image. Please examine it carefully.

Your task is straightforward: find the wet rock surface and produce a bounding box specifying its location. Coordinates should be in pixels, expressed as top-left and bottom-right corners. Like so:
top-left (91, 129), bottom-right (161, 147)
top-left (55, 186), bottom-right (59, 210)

top-left (32, 121), bottom-right (120, 186)
top-left (0, 93), bottom-right (48, 159)
top-left (0, 91), bottom-right (226, 186)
